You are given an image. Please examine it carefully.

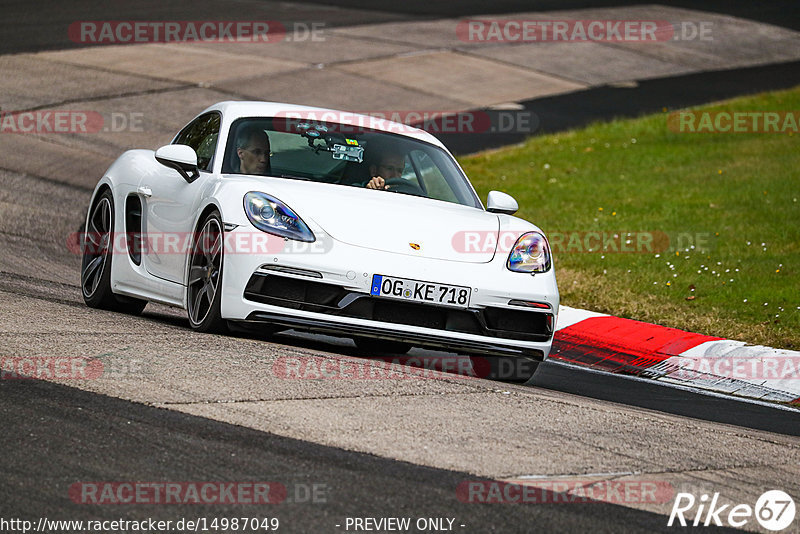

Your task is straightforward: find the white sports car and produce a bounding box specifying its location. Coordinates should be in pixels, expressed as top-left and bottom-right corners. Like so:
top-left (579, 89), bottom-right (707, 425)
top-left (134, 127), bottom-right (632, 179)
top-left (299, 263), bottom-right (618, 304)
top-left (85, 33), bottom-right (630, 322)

top-left (81, 101), bottom-right (558, 362)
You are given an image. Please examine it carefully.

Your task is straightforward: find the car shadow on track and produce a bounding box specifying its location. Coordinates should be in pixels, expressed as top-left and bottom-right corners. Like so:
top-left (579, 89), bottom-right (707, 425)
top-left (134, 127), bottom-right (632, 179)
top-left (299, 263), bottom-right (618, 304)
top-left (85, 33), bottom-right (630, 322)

top-left (137, 309), bottom-right (800, 437)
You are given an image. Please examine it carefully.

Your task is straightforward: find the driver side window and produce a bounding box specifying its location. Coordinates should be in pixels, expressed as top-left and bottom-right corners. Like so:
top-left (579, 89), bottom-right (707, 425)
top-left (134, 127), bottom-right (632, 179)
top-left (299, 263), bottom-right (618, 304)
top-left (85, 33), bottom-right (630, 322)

top-left (173, 112), bottom-right (221, 172)
top-left (409, 150), bottom-right (457, 203)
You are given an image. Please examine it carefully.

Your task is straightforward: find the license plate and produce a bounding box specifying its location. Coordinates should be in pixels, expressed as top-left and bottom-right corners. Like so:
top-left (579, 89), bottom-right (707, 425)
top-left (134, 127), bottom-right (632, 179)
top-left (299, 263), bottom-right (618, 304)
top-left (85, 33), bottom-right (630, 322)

top-left (370, 275), bottom-right (471, 308)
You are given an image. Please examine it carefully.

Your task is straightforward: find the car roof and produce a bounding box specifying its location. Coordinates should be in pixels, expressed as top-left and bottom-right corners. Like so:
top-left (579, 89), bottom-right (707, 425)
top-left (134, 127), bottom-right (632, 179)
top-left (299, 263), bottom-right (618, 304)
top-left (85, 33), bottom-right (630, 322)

top-left (200, 101), bottom-right (448, 149)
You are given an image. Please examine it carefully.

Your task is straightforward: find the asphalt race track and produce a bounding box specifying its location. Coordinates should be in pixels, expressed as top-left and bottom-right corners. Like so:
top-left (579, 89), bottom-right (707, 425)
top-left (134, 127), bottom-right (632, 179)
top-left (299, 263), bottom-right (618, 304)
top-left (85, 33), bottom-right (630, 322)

top-left (2, 0), bottom-right (798, 55)
top-left (1, 1), bottom-right (799, 533)
top-left (3, 378), bottom-right (734, 534)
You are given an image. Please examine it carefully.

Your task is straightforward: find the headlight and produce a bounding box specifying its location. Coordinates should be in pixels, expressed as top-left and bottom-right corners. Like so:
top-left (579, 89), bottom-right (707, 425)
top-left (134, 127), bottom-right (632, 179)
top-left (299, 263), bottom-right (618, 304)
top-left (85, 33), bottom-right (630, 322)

top-left (244, 192), bottom-right (314, 242)
top-left (507, 232), bottom-right (551, 273)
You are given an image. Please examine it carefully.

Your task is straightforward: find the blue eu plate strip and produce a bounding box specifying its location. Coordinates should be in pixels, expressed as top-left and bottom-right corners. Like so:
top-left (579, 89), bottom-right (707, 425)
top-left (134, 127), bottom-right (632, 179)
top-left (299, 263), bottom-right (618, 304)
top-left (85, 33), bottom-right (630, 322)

top-left (370, 275), bottom-right (382, 295)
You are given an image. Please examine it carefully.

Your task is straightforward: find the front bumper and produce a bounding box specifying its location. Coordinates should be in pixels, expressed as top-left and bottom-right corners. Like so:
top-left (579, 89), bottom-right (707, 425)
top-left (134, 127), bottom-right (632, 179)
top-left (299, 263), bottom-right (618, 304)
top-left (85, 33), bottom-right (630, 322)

top-left (220, 226), bottom-right (559, 358)
top-left (242, 311), bottom-right (545, 358)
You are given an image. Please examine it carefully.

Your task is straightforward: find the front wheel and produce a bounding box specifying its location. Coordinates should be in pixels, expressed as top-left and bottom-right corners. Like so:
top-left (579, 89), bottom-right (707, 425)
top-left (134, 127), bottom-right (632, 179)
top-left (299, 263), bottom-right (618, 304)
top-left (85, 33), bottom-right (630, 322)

top-left (81, 189), bottom-right (147, 315)
top-left (186, 211), bottom-right (228, 334)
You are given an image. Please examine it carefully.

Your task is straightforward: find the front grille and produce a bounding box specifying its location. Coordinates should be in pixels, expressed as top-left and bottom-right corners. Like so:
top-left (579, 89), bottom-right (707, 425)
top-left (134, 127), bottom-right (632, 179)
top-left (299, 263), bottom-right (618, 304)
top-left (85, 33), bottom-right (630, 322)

top-left (244, 273), bottom-right (552, 341)
top-left (244, 273), bottom-right (347, 311)
top-left (484, 306), bottom-right (552, 337)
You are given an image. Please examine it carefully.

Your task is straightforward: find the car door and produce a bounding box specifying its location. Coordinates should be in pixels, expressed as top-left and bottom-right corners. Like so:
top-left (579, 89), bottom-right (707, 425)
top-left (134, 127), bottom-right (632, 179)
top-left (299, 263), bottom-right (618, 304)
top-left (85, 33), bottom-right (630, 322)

top-left (141, 112), bottom-right (221, 284)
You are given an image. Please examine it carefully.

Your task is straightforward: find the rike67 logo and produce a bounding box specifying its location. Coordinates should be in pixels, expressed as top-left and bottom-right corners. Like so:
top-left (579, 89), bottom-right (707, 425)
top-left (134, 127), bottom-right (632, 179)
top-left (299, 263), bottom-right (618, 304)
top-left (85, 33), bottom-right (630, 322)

top-left (668, 490), bottom-right (796, 531)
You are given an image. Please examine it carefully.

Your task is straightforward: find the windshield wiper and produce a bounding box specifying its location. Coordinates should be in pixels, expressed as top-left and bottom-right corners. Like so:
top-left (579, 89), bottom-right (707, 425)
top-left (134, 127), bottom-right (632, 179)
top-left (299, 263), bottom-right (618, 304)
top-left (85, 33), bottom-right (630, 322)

top-left (279, 174), bottom-right (312, 181)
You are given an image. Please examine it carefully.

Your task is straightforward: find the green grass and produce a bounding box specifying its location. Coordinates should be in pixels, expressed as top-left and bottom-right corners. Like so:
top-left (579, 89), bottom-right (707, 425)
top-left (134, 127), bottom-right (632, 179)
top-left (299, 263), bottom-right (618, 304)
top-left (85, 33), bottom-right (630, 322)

top-left (458, 87), bottom-right (800, 349)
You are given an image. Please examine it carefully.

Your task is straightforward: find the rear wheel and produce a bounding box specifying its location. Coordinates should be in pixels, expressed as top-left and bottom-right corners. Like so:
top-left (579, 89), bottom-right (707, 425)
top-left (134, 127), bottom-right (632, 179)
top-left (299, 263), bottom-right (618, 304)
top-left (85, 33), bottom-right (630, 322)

top-left (81, 190), bottom-right (147, 314)
top-left (186, 211), bottom-right (228, 334)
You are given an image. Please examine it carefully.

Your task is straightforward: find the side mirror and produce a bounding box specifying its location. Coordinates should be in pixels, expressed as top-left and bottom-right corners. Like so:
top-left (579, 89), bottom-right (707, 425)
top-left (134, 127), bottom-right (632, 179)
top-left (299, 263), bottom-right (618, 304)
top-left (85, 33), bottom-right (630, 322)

top-left (155, 144), bottom-right (199, 183)
top-left (486, 190), bottom-right (518, 215)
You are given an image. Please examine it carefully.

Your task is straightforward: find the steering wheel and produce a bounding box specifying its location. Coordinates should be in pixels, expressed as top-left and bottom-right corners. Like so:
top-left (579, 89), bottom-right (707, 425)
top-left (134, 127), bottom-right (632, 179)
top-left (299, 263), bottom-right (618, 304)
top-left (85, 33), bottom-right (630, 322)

top-left (384, 178), bottom-right (425, 196)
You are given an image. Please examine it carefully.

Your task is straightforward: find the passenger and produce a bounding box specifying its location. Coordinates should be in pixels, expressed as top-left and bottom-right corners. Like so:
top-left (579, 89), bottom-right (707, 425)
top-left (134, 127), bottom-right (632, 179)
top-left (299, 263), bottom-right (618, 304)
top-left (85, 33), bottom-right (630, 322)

top-left (236, 125), bottom-right (272, 175)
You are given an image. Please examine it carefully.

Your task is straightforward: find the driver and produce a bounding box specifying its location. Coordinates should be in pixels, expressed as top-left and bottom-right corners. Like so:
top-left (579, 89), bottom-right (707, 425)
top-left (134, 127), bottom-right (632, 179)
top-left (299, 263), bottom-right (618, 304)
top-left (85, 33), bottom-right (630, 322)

top-left (236, 125), bottom-right (271, 175)
top-left (365, 148), bottom-right (406, 190)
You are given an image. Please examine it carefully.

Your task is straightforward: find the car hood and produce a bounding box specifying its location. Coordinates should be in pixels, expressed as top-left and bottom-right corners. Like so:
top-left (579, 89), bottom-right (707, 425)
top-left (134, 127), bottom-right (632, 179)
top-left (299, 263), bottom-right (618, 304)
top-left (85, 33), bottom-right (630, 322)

top-left (242, 178), bottom-right (500, 263)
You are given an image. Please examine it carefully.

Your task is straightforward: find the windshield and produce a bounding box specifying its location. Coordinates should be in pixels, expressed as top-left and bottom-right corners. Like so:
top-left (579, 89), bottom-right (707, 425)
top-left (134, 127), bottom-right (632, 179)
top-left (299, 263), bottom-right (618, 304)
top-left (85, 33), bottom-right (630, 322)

top-left (222, 117), bottom-right (482, 209)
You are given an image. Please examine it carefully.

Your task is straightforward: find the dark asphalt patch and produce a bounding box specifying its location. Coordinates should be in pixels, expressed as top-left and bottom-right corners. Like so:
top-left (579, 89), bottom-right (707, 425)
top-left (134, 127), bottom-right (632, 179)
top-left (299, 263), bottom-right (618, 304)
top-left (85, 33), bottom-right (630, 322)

top-left (437, 60), bottom-right (800, 155)
top-left (2, 1), bottom-right (797, 55)
top-left (0, 378), bottom-right (717, 533)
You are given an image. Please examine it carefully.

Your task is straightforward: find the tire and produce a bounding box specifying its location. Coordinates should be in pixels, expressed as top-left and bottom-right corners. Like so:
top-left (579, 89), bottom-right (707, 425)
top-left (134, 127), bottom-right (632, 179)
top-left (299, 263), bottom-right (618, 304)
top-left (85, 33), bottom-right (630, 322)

top-left (81, 189), bottom-right (147, 315)
top-left (186, 211), bottom-right (228, 334)
top-left (353, 337), bottom-right (412, 355)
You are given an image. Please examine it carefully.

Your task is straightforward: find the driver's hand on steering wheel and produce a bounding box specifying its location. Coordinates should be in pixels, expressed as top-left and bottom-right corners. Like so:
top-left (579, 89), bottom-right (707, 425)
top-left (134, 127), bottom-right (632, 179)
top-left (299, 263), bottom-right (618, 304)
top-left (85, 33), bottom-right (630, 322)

top-left (366, 176), bottom-right (389, 190)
